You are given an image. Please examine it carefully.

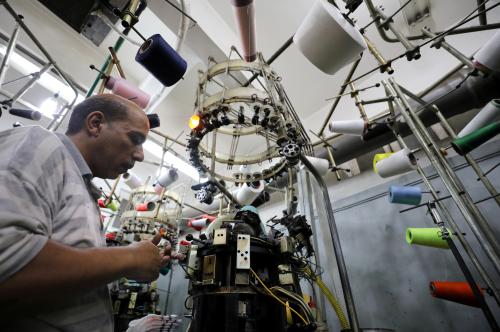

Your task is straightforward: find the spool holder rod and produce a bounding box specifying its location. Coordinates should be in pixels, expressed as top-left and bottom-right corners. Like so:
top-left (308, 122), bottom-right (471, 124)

top-left (428, 202), bottom-right (500, 330)
top-left (396, 84), bottom-right (500, 206)
top-left (386, 78), bottom-right (500, 276)
top-left (318, 57), bottom-right (362, 136)
top-left (300, 153), bottom-right (360, 332)
top-left (384, 86), bottom-right (500, 305)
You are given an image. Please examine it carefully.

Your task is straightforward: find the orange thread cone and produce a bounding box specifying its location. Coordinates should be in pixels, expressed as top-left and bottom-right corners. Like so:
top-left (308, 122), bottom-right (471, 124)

top-left (429, 281), bottom-right (484, 307)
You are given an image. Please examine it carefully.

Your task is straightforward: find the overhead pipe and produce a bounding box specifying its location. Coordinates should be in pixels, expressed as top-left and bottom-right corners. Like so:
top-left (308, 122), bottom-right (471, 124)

top-left (315, 71), bottom-right (500, 164)
top-left (231, 0), bottom-right (257, 62)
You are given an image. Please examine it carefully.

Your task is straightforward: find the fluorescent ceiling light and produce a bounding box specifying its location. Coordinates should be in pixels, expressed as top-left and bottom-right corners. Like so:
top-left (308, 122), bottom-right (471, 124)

top-left (0, 46), bottom-right (84, 104)
top-left (143, 140), bottom-right (201, 180)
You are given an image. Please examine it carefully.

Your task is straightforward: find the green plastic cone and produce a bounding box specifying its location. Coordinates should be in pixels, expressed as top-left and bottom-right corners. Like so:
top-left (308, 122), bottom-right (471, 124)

top-left (106, 200), bottom-right (118, 212)
top-left (406, 228), bottom-right (450, 249)
top-left (452, 121), bottom-right (500, 156)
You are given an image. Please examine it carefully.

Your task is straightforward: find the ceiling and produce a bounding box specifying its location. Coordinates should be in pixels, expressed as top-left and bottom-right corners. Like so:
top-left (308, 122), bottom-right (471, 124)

top-left (0, 0), bottom-right (499, 206)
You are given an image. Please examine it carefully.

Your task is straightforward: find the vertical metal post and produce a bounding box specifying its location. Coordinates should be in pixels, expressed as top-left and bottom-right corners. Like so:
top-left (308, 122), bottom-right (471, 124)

top-left (385, 78), bottom-right (500, 276)
top-left (397, 85), bottom-right (500, 206)
top-left (429, 204), bottom-right (499, 330)
top-left (390, 130), bottom-right (500, 305)
top-left (0, 18), bottom-right (21, 86)
top-left (300, 154), bottom-right (360, 332)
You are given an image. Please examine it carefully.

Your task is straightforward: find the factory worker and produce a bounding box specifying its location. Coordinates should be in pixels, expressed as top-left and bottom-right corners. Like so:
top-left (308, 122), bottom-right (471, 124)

top-left (0, 94), bottom-right (173, 331)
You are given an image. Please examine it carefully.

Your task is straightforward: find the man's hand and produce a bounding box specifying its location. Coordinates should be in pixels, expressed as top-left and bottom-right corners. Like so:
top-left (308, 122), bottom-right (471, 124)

top-left (125, 238), bottom-right (162, 281)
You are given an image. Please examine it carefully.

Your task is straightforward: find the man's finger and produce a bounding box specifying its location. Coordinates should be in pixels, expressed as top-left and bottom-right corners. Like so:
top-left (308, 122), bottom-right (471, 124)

top-left (151, 232), bottom-right (162, 246)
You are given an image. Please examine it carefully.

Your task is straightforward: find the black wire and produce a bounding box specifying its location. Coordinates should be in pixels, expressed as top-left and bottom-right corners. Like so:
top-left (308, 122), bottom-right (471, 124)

top-left (361, 0), bottom-right (414, 32)
top-left (162, 0), bottom-right (198, 25)
top-left (347, 0), bottom-right (499, 85)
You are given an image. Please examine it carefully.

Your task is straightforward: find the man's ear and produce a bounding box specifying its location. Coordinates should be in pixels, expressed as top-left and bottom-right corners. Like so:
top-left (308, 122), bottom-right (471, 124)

top-left (86, 111), bottom-right (106, 137)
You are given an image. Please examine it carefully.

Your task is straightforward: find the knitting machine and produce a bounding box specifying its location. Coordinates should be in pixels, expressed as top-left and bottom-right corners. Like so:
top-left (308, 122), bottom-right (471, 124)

top-left (118, 184), bottom-right (183, 243)
top-left (187, 52), bottom-right (313, 186)
top-left (182, 206), bottom-right (319, 332)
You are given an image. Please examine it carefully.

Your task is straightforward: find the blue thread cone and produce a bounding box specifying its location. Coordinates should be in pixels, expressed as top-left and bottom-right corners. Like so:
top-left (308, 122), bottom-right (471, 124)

top-left (135, 34), bottom-right (187, 87)
top-left (388, 185), bottom-right (422, 205)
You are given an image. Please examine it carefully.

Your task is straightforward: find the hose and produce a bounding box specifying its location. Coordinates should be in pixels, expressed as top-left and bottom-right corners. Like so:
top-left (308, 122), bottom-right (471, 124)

top-left (304, 266), bottom-right (350, 330)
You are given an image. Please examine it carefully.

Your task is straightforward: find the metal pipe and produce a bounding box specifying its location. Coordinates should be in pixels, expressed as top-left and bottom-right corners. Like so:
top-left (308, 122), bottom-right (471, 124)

top-left (318, 57), bottom-right (362, 136)
top-left (477, 0), bottom-right (487, 25)
top-left (364, 0), bottom-right (500, 43)
top-left (392, 130), bottom-right (500, 305)
top-left (300, 154), bottom-right (360, 332)
top-left (397, 85), bottom-right (500, 206)
top-left (363, 35), bottom-right (394, 74)
top-left (0, 2), bottom-right (79, 132)
top-left (360, 96), bottom-right (393, 105)
top-left (151, 129), bottom-right (187, 147)
top-left (386, 78), bottom-right (500, 276)
top-left (429, 204), bottom-right (499, 330)
top-left (210, 176), bottom-right (241, 207)
top-left (373, 7), bottom-right (420, 60)
top-left (421, 27), bottom-right (476, 71)
top-left (0, 18), bottom-right (21, 86)
top-left (243, 35), bottom-right (294, 87)
top-left (8, 63), bottom-right (51, 103)
top-left (315, 71), bottom-right (500, 165)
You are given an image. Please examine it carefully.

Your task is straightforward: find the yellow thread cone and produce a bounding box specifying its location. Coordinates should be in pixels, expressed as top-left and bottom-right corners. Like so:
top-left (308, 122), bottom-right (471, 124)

top-left (406, 228), bottom-right (451, 249)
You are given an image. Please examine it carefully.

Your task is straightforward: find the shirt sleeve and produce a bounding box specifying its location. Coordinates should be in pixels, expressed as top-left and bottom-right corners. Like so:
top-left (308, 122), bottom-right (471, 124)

top-left (0, 170), bottom-right (52, 283)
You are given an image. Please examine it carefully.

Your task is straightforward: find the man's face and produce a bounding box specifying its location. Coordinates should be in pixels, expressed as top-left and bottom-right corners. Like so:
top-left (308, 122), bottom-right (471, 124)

top-left (93, 108), bottom-right (149, 179)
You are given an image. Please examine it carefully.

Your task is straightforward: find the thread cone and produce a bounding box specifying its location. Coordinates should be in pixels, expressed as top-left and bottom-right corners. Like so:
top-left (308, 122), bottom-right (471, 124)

top-left (406, 228), bottom-right (450, 249)
top-left (429, 281), bottom-right (483, 307)
top-left (452, 121), bottom-right (500, 155)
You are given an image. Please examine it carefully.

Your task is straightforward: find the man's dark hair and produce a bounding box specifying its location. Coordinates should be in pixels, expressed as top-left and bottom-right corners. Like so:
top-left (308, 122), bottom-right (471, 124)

top-left (66, 94), bottom-right (131, 135)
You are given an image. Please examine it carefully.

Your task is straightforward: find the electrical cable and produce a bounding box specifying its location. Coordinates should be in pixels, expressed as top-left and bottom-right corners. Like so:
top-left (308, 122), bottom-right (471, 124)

top-left (249, 268), bottom-right (309, 325)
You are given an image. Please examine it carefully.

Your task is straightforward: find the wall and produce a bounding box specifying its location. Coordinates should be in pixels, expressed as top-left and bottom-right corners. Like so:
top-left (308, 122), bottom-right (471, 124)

top-left (303, 140), bottom-right (500, 331)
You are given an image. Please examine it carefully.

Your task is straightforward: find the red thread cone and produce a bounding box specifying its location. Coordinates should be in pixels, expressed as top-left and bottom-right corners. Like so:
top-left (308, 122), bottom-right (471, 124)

top-left (429, 281), bottom-right (484, 307)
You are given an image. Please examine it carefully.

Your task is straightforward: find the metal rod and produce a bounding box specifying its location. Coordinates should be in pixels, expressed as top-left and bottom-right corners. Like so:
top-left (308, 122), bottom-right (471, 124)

top-left (477, 0), bottom-right (488, 25)
top-left (0, 17), bottom-right (21, 86)
top-left (349, 82), bottom-right (369, 122)
top-left (374, 7), bottom-right (420, 60)
top-left (103, 179), bottom-right (121, 203)
top-left (325, 145), bottom-right (342, 181)
top-left (386, 78), bottom-right (500, 276)
top-left (482, 162), bottom-right (500, 177)
top-left (210, 176), bottom-right (240, 207)
top-left (429, 204), bottom-right (499, 329)
top-left (390, 127), bottom-right (500, 305)
top-left (318, 57), bottom-right (362, 136)
top-left (8, 63), bottom-right (51, 103)
top-left (108, 47), bottom-right (126, 79)
top-left (182, 202), bottom-right (210, 215)
top-left (363, 0), bottom-right (499, 42)
top-left (300, 154), bottom-right (360, 332)
top-left (363, 35), bottom-right (394, 74)
top-left (360, 96), bottom-right (394, 105)
top-left (397, 85), bottom-right (500, 206)
top-left (151, 129), bottom-right (187, 147)
top-left (243, 35), bottom-right (294, 87)
top-left (421, 27), bottom-right (476, 71)
top-left (104, 174), bottom-right (122, 206)
top-left (0, 2), bottom-right (79, 131)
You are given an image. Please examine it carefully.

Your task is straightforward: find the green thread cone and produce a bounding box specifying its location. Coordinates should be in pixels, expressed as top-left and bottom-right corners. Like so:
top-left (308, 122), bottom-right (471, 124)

top-left (106, 200), bottom-right (118, 212)
top-left (452, 121), bottom-right (500, 156)
top-left (406, 228), bottom-right (451, 249)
